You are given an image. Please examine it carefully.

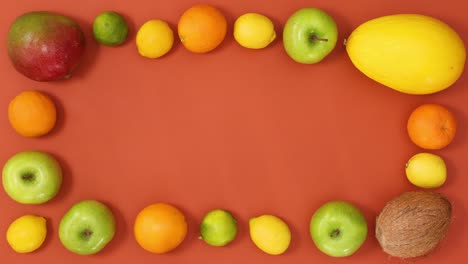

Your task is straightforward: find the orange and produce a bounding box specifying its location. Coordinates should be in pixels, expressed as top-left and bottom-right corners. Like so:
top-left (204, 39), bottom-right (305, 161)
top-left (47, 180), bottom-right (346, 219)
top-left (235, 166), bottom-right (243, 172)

top-left (177, 4), bottom-right (227, 53)
top-left (134, 203), bottom-right (188, 253)
top-left (407, 103), bottom-right (457, 150)
top-left (8, 90), bottom-right (57, 137)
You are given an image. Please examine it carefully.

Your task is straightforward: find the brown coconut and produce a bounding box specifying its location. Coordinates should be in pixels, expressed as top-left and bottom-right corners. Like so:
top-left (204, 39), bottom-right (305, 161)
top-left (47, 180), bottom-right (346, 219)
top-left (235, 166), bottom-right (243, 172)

top-left (375, 191), bottom-right (452, 258)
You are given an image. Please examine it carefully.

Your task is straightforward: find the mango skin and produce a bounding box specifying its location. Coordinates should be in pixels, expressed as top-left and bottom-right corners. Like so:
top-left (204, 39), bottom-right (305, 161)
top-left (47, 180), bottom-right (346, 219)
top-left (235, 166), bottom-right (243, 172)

top-left (7, 11), bottom-right (85, 82)
top-left (346, 14), bottom-right (466, 95)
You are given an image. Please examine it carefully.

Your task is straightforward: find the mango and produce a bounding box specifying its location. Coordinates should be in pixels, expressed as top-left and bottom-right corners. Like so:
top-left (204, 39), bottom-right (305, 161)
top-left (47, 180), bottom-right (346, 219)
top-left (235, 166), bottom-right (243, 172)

top-left (345, 14), bottom-right (466, 94)
top-left (7, 11), bottom-right (85, 82)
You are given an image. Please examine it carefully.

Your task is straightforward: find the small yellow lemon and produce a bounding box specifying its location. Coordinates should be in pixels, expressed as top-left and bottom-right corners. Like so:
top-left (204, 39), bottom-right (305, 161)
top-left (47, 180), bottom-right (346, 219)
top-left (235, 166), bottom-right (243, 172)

top-left (249, 214), bottom-right (291, 255)
top-left (405, 153), bottom-right (447, 188)
top-left (6, 215), bottom-right (47, 253)
top-left (136, 20), bottom-right (174, 58)
top-left (234, 13), bottom-right (276, 49)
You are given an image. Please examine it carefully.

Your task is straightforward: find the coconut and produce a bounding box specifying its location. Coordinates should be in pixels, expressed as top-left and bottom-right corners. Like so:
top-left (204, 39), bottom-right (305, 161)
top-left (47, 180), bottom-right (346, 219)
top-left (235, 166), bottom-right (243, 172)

top-left (375, 191), bottom-right (452, 258)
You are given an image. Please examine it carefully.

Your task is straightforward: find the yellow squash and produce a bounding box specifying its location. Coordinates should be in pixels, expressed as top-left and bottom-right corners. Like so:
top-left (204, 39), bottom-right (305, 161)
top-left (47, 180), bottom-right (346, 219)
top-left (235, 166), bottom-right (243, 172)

top-left (346, 14), bottom-right (466, 94)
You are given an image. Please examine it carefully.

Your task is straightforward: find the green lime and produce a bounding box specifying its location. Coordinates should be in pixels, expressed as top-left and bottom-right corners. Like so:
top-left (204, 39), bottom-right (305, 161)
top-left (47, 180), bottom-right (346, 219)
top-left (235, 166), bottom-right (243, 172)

top-left (93, 11), bottom-right (129, 46)
top-left (200, 209), bottom-right (238, 246)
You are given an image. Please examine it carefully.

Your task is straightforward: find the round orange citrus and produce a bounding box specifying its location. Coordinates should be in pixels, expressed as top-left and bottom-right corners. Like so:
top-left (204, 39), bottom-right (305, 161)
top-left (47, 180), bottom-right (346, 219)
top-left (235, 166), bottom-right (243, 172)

top-left (8, 90), bottom-right (57, 137)
top-left (177, 4), bottom-right (227, 53)
top-left (407, 103), bottom-right (457, 150)
top-left (134, 203), bottom-right (188, 253)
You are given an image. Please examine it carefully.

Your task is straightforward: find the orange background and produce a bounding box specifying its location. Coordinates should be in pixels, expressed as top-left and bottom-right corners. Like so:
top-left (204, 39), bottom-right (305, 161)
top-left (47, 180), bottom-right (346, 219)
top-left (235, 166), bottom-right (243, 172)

top-left (0, 0), bottom-right (467, 263)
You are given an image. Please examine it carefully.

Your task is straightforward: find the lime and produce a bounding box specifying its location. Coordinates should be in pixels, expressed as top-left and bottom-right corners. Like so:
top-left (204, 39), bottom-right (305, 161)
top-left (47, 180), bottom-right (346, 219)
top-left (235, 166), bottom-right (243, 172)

top-left (249, 214), bottom-right (291, 255)
top-left (93, 11), bottom-right (129, 46)
top-left (200, 209), bottom-right (238, 246)
top-left (6, 215), bottom-right (47, 253)
top-left (406, 152), bottom-right (447, 188)
top-left (234, 13), bottom-right (276, 49)
top-left (136, 19), bottom-right (174, 59)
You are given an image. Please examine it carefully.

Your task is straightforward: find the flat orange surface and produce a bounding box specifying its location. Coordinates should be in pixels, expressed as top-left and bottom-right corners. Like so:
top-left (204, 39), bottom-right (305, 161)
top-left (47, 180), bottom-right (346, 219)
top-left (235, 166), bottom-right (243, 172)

top-left (0, 0), bottom-right (467, 263)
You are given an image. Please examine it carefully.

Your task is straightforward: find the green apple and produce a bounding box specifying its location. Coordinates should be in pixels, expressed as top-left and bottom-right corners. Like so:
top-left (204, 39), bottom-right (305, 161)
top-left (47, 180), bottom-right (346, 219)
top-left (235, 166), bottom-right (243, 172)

top-left (2, 150), bottom-right (62, 204)
top-left (59, 200), bottom-right (116, 255)
top-left (310, 201), bottom-right (367, 257)
top-left (283, 7), bottom-right (338, 64)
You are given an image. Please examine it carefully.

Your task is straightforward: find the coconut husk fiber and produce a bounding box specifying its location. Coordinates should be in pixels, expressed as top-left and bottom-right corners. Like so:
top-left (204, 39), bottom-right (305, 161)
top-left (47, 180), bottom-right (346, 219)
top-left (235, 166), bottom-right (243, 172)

top-left (375, 191), bottom-right (452, 258)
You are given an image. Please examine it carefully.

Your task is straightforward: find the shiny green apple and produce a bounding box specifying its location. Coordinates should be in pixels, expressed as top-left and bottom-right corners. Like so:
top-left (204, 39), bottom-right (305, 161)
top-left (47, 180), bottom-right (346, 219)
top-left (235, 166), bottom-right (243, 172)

top-left (2, 150), bottom-right (62, 204)
top-left (310, 201), bottom-right (367, 257)
top-left (283, 7), bottom-right (338, 64)
top-left (59, 200), bottom-right (116, 255)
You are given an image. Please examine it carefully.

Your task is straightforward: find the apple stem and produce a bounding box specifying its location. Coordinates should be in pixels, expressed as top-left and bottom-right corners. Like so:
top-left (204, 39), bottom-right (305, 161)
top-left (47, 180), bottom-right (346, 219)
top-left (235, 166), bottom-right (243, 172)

top-left (311, 35), bottom-right (328, 42)
top-left (330, 229), bottom-right (341, 238)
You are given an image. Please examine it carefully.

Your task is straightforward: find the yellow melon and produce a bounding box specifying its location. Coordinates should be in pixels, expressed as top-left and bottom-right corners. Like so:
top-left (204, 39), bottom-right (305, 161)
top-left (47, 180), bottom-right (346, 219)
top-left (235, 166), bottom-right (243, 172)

top-left (346, 14), bottom-right (465, 94)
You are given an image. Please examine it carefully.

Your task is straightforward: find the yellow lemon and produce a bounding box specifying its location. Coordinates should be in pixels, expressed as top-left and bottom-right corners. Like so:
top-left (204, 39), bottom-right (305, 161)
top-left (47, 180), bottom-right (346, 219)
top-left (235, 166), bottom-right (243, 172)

top-left (249, 214), bottom-right (291, 255)
top-left (234, 13), bottom-right (276, 49)
top-left (405, 153), bottom-right (447, 188)
top-left (136, 20), bottom-right (174, 58)
top-left (6, 215), bottom-right (47, 253)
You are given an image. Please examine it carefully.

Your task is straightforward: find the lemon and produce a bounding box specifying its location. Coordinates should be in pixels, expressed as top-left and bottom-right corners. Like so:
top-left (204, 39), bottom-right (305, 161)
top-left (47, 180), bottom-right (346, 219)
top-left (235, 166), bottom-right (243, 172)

top-left (234, 13), bottom-right (276, 49)
top-left (6, 215), bottom-right (47, 253)
top-left (93, 11), bottom-right (129, 46)
top-left (249, 214), bottom-right (291, 255)
top-left (200, 209), bottom-right (238, 246)
top-left (405, 153), bottom-right (447, 188)
top-left (136, 20), bottom-right (174, 59)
